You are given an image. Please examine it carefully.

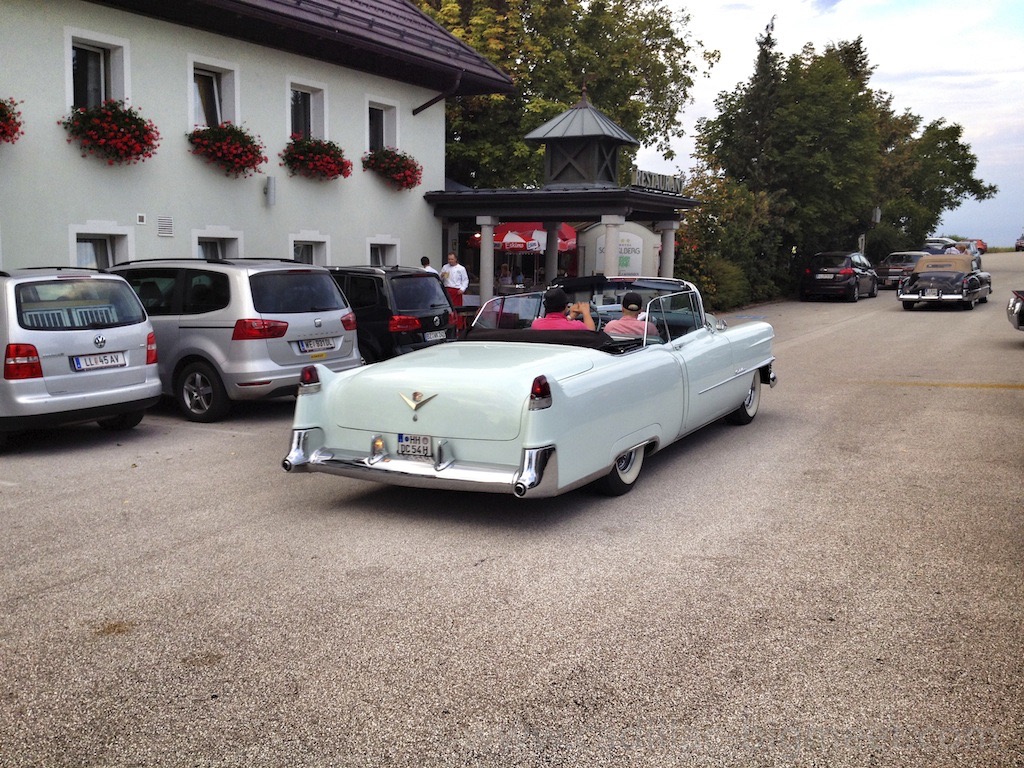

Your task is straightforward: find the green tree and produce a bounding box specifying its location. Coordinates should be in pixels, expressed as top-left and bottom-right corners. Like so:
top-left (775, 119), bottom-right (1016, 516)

top-left (695, 25), bottom-right (996, 294)
top-left (414, 0), bottom-right (707, 188)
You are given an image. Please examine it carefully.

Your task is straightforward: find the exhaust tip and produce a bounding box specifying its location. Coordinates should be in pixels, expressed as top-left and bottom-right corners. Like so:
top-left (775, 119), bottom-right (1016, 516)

top-left (513, 482), bottom-right (527, 498)
top-left (282, 459), bottom-right (293, 472)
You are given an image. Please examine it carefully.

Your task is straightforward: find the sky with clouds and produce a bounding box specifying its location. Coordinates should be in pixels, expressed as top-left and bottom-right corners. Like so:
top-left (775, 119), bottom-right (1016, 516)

top-left (635, 0), bottom-right (1024, 247)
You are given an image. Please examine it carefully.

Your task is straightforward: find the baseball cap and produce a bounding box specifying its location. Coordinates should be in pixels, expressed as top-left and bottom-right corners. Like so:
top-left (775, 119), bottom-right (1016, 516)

top-left (543, 287), bottom-right (571, 314)
top-left (622, 292), bottom-right (643, 312)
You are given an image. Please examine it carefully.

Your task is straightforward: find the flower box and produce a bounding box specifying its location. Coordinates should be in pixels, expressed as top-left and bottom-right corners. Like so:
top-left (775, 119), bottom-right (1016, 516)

top-left (0, 97), bottom-right (25, 145)
top-left (187, 122), bottom-right (267, 178)
top-left (280, 135), bottom-right (352, 181)
top-left (60, 99), bottom-right (160, 165)
top-left (361, 147), bottom-right (423, 190)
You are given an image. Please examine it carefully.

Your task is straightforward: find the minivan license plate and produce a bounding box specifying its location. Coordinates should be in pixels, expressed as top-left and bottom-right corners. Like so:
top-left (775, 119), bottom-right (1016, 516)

top-left (72, 352), bottom-right (126, 371)
top-left (299, 337), bottom-right (334, 352)
top-left (397, 433), bottom-right (431, 457)
top-left (424, 330), bottom-right (446, 342)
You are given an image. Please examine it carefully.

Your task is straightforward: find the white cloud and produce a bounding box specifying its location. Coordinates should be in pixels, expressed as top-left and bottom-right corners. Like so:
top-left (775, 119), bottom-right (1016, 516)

top-left (640, 0), bottom-right (1024, 246)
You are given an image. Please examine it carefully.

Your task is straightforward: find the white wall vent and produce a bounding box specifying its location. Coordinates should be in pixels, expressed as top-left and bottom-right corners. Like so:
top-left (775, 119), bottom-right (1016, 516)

top-left (157, 216), bottom-right (173, 237)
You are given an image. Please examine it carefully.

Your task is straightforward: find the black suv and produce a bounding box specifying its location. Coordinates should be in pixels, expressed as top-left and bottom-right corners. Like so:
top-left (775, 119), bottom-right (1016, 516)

top-left (327, 266), bottom-right (457, 362)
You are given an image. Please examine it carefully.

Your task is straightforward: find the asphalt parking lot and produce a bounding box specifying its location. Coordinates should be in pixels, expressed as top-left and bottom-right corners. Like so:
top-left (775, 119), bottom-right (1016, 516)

top-left (1, 252), bottom-right (1022, 766)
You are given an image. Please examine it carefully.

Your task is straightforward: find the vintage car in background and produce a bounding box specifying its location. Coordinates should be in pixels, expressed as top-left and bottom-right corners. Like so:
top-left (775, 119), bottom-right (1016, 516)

top-left (1008, 291), bottom-right (1024, 331)
top-left (897, 254), bottom-right (992, 310)
top-left (875, 251), bottom-right (926, 289)
top-left (1016, 234), bottom-right (1024, 253)
top-left (283, 278), bottom-right (776, 498)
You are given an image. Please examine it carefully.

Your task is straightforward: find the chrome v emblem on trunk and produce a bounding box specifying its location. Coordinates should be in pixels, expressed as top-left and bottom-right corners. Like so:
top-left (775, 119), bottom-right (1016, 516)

top-left (400, 392), bottom-right (437, 411)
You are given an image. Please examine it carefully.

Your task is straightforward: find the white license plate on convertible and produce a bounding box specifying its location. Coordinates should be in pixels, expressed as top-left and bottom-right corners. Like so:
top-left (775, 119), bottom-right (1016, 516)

top-left (72, 352), bottom-right (126, 371)
top-left (397, 433), bottom-right (431, 457)
top-left (299, 337), bottom-right (334, 352)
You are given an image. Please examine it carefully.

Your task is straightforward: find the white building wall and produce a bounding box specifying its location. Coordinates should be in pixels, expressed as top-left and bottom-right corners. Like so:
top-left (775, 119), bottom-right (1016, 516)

top-left (0, 0), bottom-right (446, 270)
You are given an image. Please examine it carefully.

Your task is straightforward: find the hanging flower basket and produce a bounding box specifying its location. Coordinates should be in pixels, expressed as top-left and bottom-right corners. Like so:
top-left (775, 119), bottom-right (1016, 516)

top-left (280, 134), bottom-right (353, 181)
top-left (0, 97), bottom-right (25, 145)
top-left (59, 99), bottom-right (160, 165)
top-left (187, 122), bottom-right (267, 178)
top-left (361, 147), bottom-right (423, 190)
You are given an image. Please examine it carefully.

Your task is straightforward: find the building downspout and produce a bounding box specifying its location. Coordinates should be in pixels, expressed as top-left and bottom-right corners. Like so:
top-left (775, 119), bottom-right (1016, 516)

top-left (413, 71), bottom-right (464, 115)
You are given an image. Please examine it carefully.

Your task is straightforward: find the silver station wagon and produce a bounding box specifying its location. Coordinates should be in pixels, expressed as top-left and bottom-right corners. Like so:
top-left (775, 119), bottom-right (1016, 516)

top-left (110, 259), bottom-right (361, 422)
top-left (1, 268), bottom-right (161, 444)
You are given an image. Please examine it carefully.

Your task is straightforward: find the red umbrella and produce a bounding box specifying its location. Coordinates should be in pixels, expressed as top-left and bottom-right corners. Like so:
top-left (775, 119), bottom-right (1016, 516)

top-left (492, 222), bottom-right (576, 252)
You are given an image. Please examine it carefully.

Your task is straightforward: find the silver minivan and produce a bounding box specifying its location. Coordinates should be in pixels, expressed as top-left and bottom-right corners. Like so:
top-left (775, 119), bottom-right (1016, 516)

top-left (1, 268), bottom-right (162, 443)
top-left (110, 259), bottom-right (360, 421)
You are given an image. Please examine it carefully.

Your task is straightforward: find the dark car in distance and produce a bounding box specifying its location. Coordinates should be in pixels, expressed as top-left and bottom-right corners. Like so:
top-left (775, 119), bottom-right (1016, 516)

top-left (897, 254), bottom-right (992, 311)
top-left (328, 266), bottom-right (457, 363)
top-left (876, 251), bottom-right (926, 289)
top-left (799, 251), bottom-right (878, 302)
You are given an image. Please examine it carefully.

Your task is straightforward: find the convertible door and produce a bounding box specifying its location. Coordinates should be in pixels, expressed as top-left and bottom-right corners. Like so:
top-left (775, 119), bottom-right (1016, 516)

top-left (649, 291), bottom-right (743, 435)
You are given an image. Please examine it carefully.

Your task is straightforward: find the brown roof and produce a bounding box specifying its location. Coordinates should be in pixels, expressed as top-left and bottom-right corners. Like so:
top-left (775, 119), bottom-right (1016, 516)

top-left (89, 0), bottom-right (512, 97)
top-left (912, 255), bottom-right (974, 273)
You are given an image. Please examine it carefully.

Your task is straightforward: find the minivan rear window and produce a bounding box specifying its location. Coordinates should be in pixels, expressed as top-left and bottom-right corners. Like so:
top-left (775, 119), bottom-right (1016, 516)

top-left (391, 274), bottom-right (451, 312)
top-left (250, 271), bottom-right (347, 314)
top-left (15, 278), bottom-right (146, 330)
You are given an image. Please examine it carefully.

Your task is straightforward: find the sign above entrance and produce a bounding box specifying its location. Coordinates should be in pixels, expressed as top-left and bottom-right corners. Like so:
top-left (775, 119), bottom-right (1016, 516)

top-left (630, 170), bottom-right (685, 195)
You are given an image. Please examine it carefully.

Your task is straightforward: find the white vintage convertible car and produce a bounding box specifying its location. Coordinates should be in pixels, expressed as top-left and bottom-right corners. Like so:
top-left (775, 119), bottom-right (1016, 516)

top-left (282, 276), bottom-right (776, 498)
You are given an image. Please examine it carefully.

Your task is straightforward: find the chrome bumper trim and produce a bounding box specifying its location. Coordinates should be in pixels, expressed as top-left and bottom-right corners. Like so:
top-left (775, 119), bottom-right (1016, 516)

top-left (283, 431), bottom-right (559, 498)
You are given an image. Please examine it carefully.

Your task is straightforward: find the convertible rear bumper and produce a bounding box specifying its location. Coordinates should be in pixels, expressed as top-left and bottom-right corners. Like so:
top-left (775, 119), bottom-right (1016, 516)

top-left (283, 429), bottom-right (559, 498)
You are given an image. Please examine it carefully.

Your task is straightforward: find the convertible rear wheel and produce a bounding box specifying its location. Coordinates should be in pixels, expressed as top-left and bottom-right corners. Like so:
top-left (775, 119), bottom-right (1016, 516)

top-left (595, 446), bottom-right (645, 496)
top-left (726, 372), bottom-right (761, 425)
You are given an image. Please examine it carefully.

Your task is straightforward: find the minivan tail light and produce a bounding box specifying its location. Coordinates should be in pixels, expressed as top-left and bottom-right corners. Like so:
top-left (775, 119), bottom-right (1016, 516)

top-left (232, 318), bottom-right (288, 340)
top-left (341, 313), bottom-right (357, 331)
top-left (388, 315), bottom-right (421, 333)
top-left (146, 332), bottom-right (158, 364)
top-left (838, 267), bottom-right (855, 276)
top-left (4, 344), bottom-right (43, 380)
top-left (529, 375), bottom-right (552, 410)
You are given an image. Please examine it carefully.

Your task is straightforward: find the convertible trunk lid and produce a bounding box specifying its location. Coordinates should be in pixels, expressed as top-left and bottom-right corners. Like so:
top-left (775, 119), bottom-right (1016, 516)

top-left (334, 341), bottom-right (596, 440)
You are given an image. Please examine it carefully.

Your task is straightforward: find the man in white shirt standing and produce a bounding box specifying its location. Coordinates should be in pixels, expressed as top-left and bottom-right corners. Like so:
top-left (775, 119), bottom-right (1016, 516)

top-left (440, 251), bottom-right (469, 306)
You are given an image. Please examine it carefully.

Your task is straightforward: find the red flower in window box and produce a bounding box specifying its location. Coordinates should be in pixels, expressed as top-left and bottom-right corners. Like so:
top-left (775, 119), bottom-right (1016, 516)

top-left (361, 147), bottom-right (423, 191)
top-left (59, 99), bottom-right (160, 165)
top-left (280, 134), bottom-right (353, 181)
top-left (187, 122), bottom-right (267, 178)
top-left (0, 97), bottom-right (25, 145)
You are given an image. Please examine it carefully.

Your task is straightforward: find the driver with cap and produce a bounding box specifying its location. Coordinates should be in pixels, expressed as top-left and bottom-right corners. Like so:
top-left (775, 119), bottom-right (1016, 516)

top-left (531, 287), bottom-right (595, 331)
top-left (603, 292), bottom-right (657, 337)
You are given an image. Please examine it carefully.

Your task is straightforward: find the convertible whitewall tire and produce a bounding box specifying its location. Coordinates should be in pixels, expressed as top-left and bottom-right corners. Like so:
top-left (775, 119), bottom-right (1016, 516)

top-left (725, 372), bottom-right (761, 425)
top-left (595, 446), bottom-right (645, 496)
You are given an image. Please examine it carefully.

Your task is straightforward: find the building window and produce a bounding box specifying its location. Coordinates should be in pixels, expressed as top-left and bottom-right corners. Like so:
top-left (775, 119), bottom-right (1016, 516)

top-left (65, 29), bottom-right (128, 109)
top-left (367, 99), bottom-right (397, 152)
top-left (289, 82), bottom-right (326, 140)
top-left (194, 69), bottom-right (221, 127)
top-left (194, 227), bottom-right (241, 261)
top-left (369, 243), bottom-right (396, 267)
top-left (190, 57), bottom-right (236, 128)
top-left (291, 90), bottom-right (311, 138)
top-left (292, 241), bottom-right (327, 265)
top-left (71, 223), bottom-right (132, 267)
top-left (76, 237), bottom-right (112, 269)
top-left (72, 44), bottom-right (107, 109)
